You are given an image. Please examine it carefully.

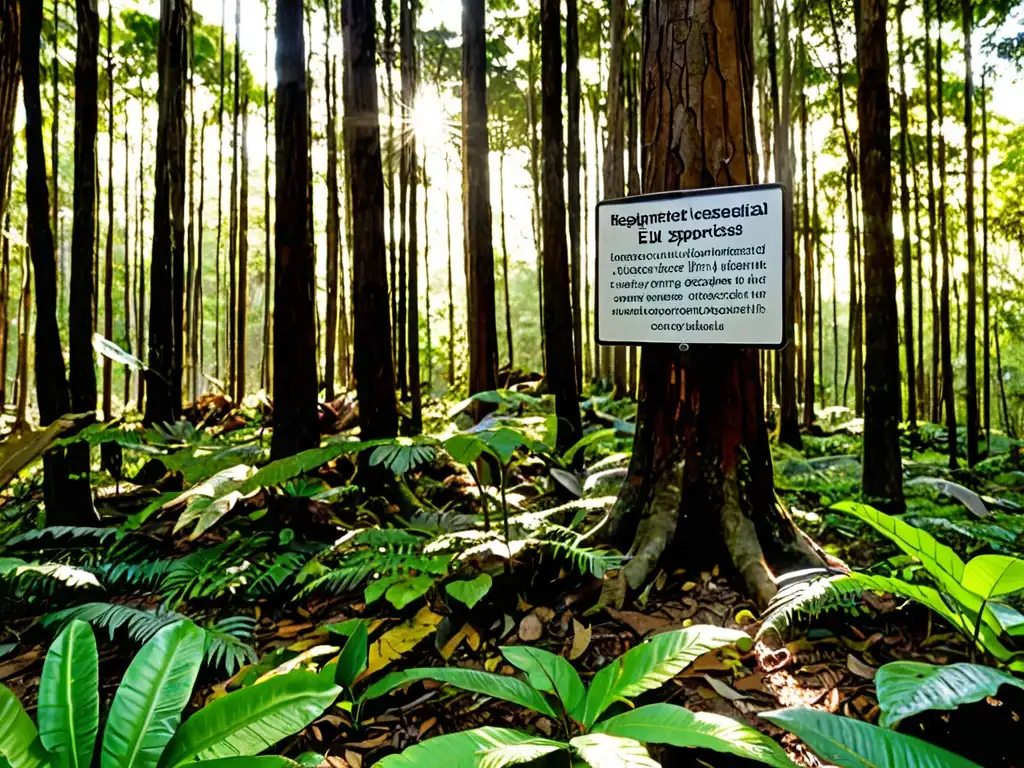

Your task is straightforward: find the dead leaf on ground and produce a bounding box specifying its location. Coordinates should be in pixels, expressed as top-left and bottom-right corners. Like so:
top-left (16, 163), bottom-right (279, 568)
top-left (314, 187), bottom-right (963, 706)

top-left (0, 649), bottom-right (40, 681)
top-left (519, 614), bottom-right (543, 642)
top-left (606, 608), bottom-right (670, 638)
top-left (344, 749), bottom-right (363, 768)
top-left (569, 619), bottom-right (592, 660)
top-left (703, 674), bottom-right (750, 701)
top-left (359, 607), bottom-right (444, 680)
top-left (846, 654), bottom-right (877, 680)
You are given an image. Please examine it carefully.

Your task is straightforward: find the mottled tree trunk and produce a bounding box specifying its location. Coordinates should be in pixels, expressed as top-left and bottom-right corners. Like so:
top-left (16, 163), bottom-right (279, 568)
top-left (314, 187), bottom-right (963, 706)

top-left (540, 0), bottom-right (582, 455)
top-left (67, 0), bottom-right (98, 512)
top-left (858, 0), bottom-right (904, 507)
top-left (342, 0), bottom-right (398, 440)
top-left (962, 0), bottom-right (978, 465)
top-left (609, 0), bottom-right (824, 608)
top-left (462, 0), bottom-right (498, 418)
top-left (896, 2), bottom-right (915, 431)
top-left (0, 0), bottom-right (18, 230)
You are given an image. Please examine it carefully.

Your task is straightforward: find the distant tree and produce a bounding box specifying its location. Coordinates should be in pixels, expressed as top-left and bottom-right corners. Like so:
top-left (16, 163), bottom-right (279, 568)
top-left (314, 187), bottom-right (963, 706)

top-left (271, 0), bottom-right (319, 459)
top-left (0, 0), bottom-right (19, 227)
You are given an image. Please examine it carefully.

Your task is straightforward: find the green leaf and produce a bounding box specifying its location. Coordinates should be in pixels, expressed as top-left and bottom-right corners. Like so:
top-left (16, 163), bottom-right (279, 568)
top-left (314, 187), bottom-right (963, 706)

top-left (375, 726), bottom-right (564, 768)
top-left (385, 575), bottom-right (435, 610)
top-left (365, 574), bottom-right (403, 605)
top-left (360, 668), bottom-right (556, 718)
top-left (482, 429), bottom-right (526, 464)
top-left (445, 574), bottom-right (493, 609)
top-left (156, 670), bottom-right (340, 767)
top-left (0, 686), bottom-right (50, 768)
top-left (500, 646), bottom-right (585, 717)
top-left (93, 334), bottom-right (147, 371)
top-left (39, 621), bottom-right (99, 768)
top-left (369, 442), bottom-right (437, 476)
top-left (443, 435), bottom-right (487, 466)
top-left (962, 555), bottom-right (1024, 599)
top-left (334, 622), bottom-right (368, 690)
top-left (568, 734), bottom-right (658, 768)
top-left (875, 661), bottom-right (1024, 728)
top-left (101, 620), bottom-right (205, 768)
top-left (195, 759), bottom-right (300, 767)
top-left (563, 429), bottom-right (617, 463)
top-left (593, 704), bottom-right (795, 768)
top-left (760, 707), bottom-right (982, 768)
top-left (582, 625), bottom-right (751, 729)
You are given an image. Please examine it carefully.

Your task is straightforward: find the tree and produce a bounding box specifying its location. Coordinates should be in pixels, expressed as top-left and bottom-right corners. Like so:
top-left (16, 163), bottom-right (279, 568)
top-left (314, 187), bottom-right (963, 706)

top-left (609, 0), bottom-right (825, 608)
top-left (566, 0), bottom-right (582, 390)
top-left (540, 0), bottom-right (582, 455)
top-left (21, 0), bottom-right (92, 523)
top-left (343, 0), bottom-right (398, 440)
top-left (324, 0), bottom-right (340, 400)
top-left (102, 1), bottom-right (114, 420)
top-left (937, 0), bottom-right (957, 467)
top-left (897, 0), bottom-right (916, 430)
top-left (0, 0), bottom-right (19, 224)
top-left (235, 91), bottom-right (249, 401)
top-left (962, 0), bottom-right (978, 465)
top-left (462, 0), bottom-right (498, 416)
top-left (605, 0), bottom-right (627, 399)
top-left (401, 0), bottom-right (421, 434)
top-left (271, 0), bottom-right (319, 459)
top-left (857, 0), bottom-right (904, 508)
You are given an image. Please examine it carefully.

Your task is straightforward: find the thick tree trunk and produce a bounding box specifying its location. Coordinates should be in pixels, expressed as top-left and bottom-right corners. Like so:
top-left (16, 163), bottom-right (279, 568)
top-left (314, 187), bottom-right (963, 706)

top-left (67, 0), bottom-right (98, 512)
top-left (540, 0), bottom-right (582, 455)
top-left (271, 0), bottom-right (319, 458)
top-left (103, 4), bottom-right (114, 420)
top-left (22, 0), bottom-right (91, 522)
top-left (50, 0), bottom-right (59, 303)
top-left (609, 0), bottom-right (824, 608)
top-left (567, 0), bottom-right (582, 390)
top-left (462, 0), bottom-right (498, 417)
top-left (962, 0), bottom-right (978, 465)
top-left (342, 0), bottom-right (398, 440)
top-left (227, 0), bottom-right (242, 396)
top-left (897, 2), bottom-right (915, 431)
top-left (858, 0), bottom-right (904, 507)
top-left (937, 6), bottom-right (957, 467)
top-left (384, 0), bottom-right (397, 370)
top-left (324, 0), bottom-right (339, 401)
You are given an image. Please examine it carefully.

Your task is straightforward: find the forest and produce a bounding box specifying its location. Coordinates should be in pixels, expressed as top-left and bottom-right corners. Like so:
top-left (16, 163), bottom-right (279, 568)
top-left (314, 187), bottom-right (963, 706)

top-left (1, 0), bottom-right (1024, 765)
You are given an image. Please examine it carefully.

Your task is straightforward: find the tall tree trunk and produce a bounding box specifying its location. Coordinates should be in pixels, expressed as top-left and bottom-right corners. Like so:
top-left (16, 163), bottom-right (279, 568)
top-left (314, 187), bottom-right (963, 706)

top-left (22, 0), bottom-right (91, 522)
top-left (567, 0), bottom-right (582, 390)
top-left (136, 87), bottom-right (146, 408)
top-left (342, 0), bottom-right (398, 439)
top-left (402, 0), bottom-right (420, 435)
top-left (0, 175), bottom-right (9, 411)
top-left (592, 94), bottom-right (607, 382)
top-left (125, 115), bottom-right (133, 405)
top-left (995, 314), bottom-right (1011, 437)
top-left (67, 0), bottom-right (98, 511)
top-left (215, 0), bottom-right (225, 381)
top-left (103, 3), bottom-right (114, 420)
top-left (527, 27), bottom-right (544, 368)
top-left (910, 131), bottom-right (926, 418)
top-left (499, 150), bottom-right (513, 370)
top-left (626, 44), bottom-right (640, 399)
top-left (962, 0), bottom-right (978, 465)
top-left (858, 0), bottom-right (904, 507)
top-left (814, 165), bottom-right (823, 404)
top-left (540, 0), bottom-right (582, 455)
top-left (897, 2), bottom-right (916, 431)
top-left (981, 68), bottom-right (990, 451)
top-left (462, 0), bottom-right (498, 417)
top-left (800, 39), bottom-right (814, 426)
top-left (261, 0), bottom-right (271, 391)
top-left (197, 114), bottom-right (207, 397)
top-left (384, 0), bottom-right (397, 369)
top-left (924, 0), bottom-right (939, 422)
top-left (338, 25), bottom-right (351, 389)
top-left (606, 0), bottom-right (627, 400)
top-left (146, 0), bottom-right (188, 426)
top-left (582, 106), bottom-right (591, 384)
top-left (235, 95), bottom-right (249, 402)
top-left (396, 18), bottom-right (408, 401)
top-left (446, 159), bottom-right (455, 386)
top-left (185, 11), bottom-right (195, 403)
top-left (14, 254), bottom-right (29, 426)
top-left (271, 0), bottom-right (318, 459)
top-left (937, 3), bottom-right (957, 467)
top-left (423, 155), bottom-right (432, 388)
top-left (324, 0), bottom-right (339, 400)
top-left (227, 0), bottom-right (241, 396)
top-left (768, 0), bottom-right (800, 448)
top-left (50, 0), bottom-right (59, 303)
top-left (0, 0), bottom-right (18, 229)
top-left (610, 0), bottom-right (824, 608)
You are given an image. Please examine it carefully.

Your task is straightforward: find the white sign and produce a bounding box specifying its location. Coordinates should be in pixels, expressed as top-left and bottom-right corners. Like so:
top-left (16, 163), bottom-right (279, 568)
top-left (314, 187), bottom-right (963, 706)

top-left (596, 184), bottom-right (785, 348)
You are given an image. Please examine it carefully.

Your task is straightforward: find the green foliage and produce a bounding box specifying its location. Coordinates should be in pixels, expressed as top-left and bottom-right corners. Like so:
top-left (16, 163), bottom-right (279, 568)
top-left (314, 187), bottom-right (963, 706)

top-left (445, 574), bottom-right (493, 609)
top-left (38, 621), bottom-right (99, 768)
top-left (374, 727), bottom-right (563, 768)
top-left (756, 571), bottom-right (865, 640)
top-left (874, 661), bottom-right (1024, 728)
top-left (761, 707), bottom-right (981, 768)
top-left (369, 440), bottom-right (438, 476)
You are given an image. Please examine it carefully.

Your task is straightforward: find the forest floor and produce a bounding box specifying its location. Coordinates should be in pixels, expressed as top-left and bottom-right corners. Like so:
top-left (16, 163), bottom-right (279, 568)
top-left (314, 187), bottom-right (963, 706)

top-left (1, 392), bottom-right (1023, 767)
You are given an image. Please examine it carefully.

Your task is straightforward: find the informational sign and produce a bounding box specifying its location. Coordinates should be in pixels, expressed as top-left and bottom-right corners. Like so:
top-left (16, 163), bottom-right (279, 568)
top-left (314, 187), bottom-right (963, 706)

top-left (596, 184), bottom-right (785, 348)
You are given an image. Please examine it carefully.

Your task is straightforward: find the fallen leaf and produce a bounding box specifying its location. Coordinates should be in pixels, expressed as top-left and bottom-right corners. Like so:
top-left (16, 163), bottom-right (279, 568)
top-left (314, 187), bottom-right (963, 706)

top-left (419, 717), bottom-right (437, 736)
top-left (345, 749), bottom-right (363, 768)
top-left (275, 622), bottom-right (314, 638)
top-left (654, 571), bottom-right (668, 591)
top-left (846, 654), bottom-right (877, 680)
top-left (569, 619), bottom-right (592, 660)
top-left (345, 733), bottom-right (390, 749)
top-left (519, 614), bottom-right (543, 642)
top-left (607, 608), bottom-right (669, 638)
top-left (440, 623), bottom-right (475, 661)
top-left (534, 606), bottom-right (556, 624)
top-left (703, 674), bottom-right (749, 701)
top-left (682, 581), bottom-right (697, 592)
top-left (465, 625), bottom-right (481, 651)
top-left (0, 649), bottom-right (40, 680)
top-left (734, 672), bottom-right (767, 692)
top-left (359, 607), bottom-right (444, 680)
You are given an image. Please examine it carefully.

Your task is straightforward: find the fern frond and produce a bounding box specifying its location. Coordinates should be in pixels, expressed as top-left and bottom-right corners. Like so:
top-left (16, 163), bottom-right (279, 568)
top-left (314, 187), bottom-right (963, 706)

top-left (529, 537), bottom-right (625, 578)
top-left (6, 526), bottom-right (119, 548)
top-left (0, 558), bottom-right (102, 597)
top-left (756, 570), bottom-right (864, 641)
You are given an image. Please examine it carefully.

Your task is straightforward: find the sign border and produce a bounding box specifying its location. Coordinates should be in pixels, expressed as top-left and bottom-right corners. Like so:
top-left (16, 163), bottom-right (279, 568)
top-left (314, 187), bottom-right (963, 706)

top-left (594, 183), bottom-right (789, 350)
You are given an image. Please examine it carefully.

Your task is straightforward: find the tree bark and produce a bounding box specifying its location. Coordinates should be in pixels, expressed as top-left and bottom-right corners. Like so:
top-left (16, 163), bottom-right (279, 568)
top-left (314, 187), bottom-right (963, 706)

top-left (261, 0), bottom-right (271, 392)
top-left (606, 0), bottom-right (627, 400)
top-left (227, 0), bottom-right (241, 396)
top-left (527, 27), bottom-right (544, 368)
top-left (962, 0), bottom-right (978, 465)
top-left (799, 38), bottom-right (814, 426)
top-left (235, 94), bottom-right (249, 402)
top-left (197, 113), bottom-right (207, 396)
top-left (22, 0), bottom-right (92, 522)
top-left (50, 0), bottom-right (59, 301)
top-left (136, 86), bottom-right (146, 409)
top-left (270, 0), bottom-right (318, 458)
top-left (582, 107), bottom-right (591, 384)
top-left (125, 113), bottom-right (133, 405)
top-left (499, 150), bottom-right (513, 371)
top-left (540, 0), bottom-right (582, 455)
top-left (567, 0), bottom-right (582, 391)
top-left (981, 68), bottom-right (990, 451)
top-left (342, 0), bottom-right (398, 440)
top-left (324, 0), bottom-right (339, 400)
top-left (924, 0), bottom-right (939, 423)
top-left (103, 2), bottom-right (114, 420)
top-left (462, 0), bottom-right (498, 417)
top-left (897, 2), bottom-right (915, 431)
top-left (626, 43), bottom-right (640, 399)
top-left (610, 0), bottom-right (824, 608)
top-left (215, 0), bottom-right (225, 382)
top-left (857, 0), bottom-right (904, 507)
top-left (384, 0), bottom-right (397, 370)
top-left (402, 0), bottom-right (421, 435)
top-left (937, 4), bottom-right (957, 467)
top-left (0, 0), bottom-right (18, 229)
top-left (68, 0), bottom-right (99, 511)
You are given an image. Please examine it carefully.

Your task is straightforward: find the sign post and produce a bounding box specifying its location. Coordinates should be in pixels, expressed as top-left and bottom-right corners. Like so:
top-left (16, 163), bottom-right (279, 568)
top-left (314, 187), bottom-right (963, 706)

top-left (596, 184), bottom-right (786, 349)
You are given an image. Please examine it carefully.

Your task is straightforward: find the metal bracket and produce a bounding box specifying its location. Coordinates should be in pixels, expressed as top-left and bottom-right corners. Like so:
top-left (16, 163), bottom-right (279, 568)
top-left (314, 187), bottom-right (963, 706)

top-left (678, 343), bottom-right (690, 352)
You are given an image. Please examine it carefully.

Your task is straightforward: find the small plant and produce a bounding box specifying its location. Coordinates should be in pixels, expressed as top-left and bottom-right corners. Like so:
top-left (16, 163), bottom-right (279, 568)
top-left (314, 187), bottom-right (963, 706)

top-left (357, 625), bottom-right (795, 767)
top-left (0, 619), bottom-right (339, 768)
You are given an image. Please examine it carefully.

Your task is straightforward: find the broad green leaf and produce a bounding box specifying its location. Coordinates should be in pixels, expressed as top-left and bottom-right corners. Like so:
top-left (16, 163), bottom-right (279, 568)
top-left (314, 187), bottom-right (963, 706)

top-left (482, 429), bottom-right (526, 464)
top-left (875, 661), bottom-right (1024, 728)
top-left (369, 442), bottom-right (438, 476)
top-left (93, 334), bottom-right (147, 371)
top-left (385, 575), bottom-right (435, 610)
top-left (361, 668), bottom-right (556, 717)
top-left (445, 574), bottom-right (493, 609)
top-left (563, 429), bottom-right (617, 463)
top-left (593, 704), bottom-right (794, 768)
top-left (582, 625), bottom-right (751, 729)
top-left (365, 574), bottom-right (403, 605)
top-left (375, 726), bottom-right (564, 768)
top-left (443, 435), bottom-right (487, 466)
top-left (500, 646), bottom-right (585, 717)
top-left (568, 734), bottom-right (658, 768)
top-left (334, 622), bottom-right (368, 690)
top-left (39, 621), bottom-right (99, 768)
top-left (0, 686), bottom-right (50, 768)
top-left (962, 555), bottom-right (1024, 599)
top-left (196, 759), bottom-right (300, 767)
top-left (157, 670), bottom-right (339, 767)
top-left (101, 621), bottom-right (205, 768)
top-left (760, 707), bottom-right (982, 768)
top-left (238, 439), bottom-right (391, 495)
